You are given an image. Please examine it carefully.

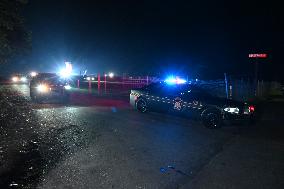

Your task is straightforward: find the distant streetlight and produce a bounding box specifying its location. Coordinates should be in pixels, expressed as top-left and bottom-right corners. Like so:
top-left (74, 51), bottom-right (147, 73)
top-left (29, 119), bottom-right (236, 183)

top-left (30, 71), bottom-right (38, 77)
top-left (108, 72), bottom-right (114, 78)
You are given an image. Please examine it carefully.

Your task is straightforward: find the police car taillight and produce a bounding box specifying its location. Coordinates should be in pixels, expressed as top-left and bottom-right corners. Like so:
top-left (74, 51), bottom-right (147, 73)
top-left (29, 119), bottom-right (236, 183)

top-left (249, 105), bottom-right (255, 113)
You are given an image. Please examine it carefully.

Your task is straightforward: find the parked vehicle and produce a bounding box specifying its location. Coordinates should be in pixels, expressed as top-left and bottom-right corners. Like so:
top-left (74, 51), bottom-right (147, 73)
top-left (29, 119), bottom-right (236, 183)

top-left (30, 73), bottom-right (71, 103)
top-left (130, 82), bottom-right (255, 128)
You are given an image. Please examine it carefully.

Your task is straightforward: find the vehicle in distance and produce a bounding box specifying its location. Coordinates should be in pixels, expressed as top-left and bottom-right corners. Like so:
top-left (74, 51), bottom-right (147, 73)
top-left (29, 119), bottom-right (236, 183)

top-left (30, 73), bottom-right (71, 103)
top-left (130, 82), bottom-right (255, 128)
top-left (11, 74), bottom-right (28, 83)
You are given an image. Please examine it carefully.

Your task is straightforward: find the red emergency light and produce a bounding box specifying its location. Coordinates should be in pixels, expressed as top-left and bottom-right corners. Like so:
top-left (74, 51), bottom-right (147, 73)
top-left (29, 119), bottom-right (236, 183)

top-left (248, 54), bottom-right (267, 58)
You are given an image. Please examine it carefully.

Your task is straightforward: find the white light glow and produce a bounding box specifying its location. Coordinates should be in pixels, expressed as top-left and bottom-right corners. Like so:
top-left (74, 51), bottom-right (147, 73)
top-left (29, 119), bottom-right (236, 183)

top-left (64, 85), bottom-right (71, 90)
top-left (108, 72), bottom-right (114, 78)
top-left (21, 77), bottom-right (27, 82)
top-left (37, 84), bottom-right (49, 93)
top-left (59, 62), bottom-right (73, 78)
top-left (30, 72), bottom-right (37, 77)
top-left (59, 69), bottom-right (71, 78)
top-left (12, 77), bottom-right (19, 82)
top-left (224, 107), bottom-right (239, 114)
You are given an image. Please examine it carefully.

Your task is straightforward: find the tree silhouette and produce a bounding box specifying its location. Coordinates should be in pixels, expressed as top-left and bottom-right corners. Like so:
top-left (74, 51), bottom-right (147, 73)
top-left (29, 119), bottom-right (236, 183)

top-left (0, 0), bottom-right (31, 64)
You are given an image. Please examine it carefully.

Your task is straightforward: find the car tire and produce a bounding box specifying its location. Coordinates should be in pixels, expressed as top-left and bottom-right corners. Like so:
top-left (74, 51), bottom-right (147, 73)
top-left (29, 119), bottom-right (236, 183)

top-left (136, 98), bottom-right (148, 113)
top-left (202, 109), bottom-right (222, 129)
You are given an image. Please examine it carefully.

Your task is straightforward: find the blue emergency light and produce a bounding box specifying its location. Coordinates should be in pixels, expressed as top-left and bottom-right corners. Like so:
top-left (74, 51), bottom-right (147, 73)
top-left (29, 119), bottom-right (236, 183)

top-left (164, 76), bottom-right (186, 85)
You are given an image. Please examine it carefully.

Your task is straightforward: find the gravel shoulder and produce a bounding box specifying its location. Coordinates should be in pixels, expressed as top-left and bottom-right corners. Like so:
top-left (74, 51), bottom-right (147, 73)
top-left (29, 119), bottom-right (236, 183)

top-left (181, 102), bottom-right (284, 189)
top-left (2, 84), bottom-right (283, 189)
top-left (181, 134), bottom-right (284, 189)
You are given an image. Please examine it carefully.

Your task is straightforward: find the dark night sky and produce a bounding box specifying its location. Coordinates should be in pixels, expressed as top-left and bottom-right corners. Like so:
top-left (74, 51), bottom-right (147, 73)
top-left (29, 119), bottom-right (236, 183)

top-left (4, 0), bottom-right (283, 80)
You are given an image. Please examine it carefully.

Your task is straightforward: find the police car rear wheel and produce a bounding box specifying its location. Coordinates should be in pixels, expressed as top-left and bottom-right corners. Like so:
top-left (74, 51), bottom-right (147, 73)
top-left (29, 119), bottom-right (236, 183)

top-left (136, 98), bottom-right (147, 113)
top-left (202, 110), bottom-right (222, 129)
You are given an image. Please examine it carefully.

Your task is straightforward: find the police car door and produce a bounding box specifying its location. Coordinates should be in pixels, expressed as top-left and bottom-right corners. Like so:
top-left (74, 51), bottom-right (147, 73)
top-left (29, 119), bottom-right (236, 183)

top-left (144, 83), bottom-right (166, 111)
top-left (164, 85), bottom-right (185, 114)
top-left (181, 88), bottom-right (204, 118)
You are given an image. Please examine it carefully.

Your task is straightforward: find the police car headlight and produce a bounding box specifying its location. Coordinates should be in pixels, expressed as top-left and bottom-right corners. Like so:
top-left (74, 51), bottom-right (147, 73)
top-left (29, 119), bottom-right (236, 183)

top-left (64, 85), bottom-right (71, 90)
top-left (224, 107), bottom-right (239, 114)
top-left (37, 84), bottom-right (49, 93)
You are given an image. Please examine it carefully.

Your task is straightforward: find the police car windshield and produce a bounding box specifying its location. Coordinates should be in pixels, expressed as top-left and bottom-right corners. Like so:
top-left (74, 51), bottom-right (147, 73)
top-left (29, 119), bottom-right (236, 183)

top-left (144, 82), bottom-right (203, 94)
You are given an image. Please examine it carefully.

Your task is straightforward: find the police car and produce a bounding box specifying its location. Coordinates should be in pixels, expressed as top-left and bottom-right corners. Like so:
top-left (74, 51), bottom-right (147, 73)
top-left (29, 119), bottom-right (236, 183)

top-left (30, 73), bottom-right (71, 103)
top-left (130, 79), bottom-right (255, 128)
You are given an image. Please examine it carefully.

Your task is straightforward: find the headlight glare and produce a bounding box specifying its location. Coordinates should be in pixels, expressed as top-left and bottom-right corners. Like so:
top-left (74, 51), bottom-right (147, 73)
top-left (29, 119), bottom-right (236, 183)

top-left (12, 77), bottom-right (19, 82)
top-left (64, 85), bottom-right (71, 90)
top-left (224, 107), bottom-right (239, 114)
top-left (37, 84), bottom-right (49, 93)
top-left (30, 72), bottom-right (37, 77)
top-left (21, 77), bottom-right (27, 82)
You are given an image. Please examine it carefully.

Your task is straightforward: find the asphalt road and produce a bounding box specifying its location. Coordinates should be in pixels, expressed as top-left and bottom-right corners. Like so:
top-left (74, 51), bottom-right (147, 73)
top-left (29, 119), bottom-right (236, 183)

top-left (1, 84), bottom-right (283, 189)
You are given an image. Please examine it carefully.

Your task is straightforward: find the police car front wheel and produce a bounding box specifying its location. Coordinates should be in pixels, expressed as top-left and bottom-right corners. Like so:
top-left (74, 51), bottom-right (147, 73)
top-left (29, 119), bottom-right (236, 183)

top-left (202, 110), bottom-right (222, 129)
top-left (136, 98), bottom-right (147, 113)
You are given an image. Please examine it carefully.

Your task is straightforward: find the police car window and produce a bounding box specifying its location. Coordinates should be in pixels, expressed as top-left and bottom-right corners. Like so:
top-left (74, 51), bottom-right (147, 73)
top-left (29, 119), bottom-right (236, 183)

top-left (185, 87), bottom-right (211, 98)
top-left (161, 84), bottom-right (185, 96)
top-left (144, 83), bottom-right (162, 92)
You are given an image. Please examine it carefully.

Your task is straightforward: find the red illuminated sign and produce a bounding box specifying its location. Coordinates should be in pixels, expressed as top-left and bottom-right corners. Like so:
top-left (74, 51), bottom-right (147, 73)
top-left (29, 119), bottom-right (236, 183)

top-left (248, 54), bottom-right (267, 58)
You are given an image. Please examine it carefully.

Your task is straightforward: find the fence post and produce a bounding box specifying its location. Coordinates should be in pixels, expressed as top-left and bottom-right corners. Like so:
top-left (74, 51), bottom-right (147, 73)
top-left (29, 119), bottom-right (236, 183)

top-left (261, 80), bottom-right (264, 97)
top-left (147, 76), bottom-right (149, 85)
top-left (257, 80), bottom-right (260, 97)
top-left (97, 73), bottom-right (101, 95)
top-left (224, 73), bottom-right (228, 99)
top-left (88, 80), bottom-right (91, 94)
top-left (104, 74), bottom-right (107, 93)
top-left (235, 79), bottom-right (238, 100)
top-left (122, 74), bottom-right (125, 89)
top-left (229, 85), bottom-right (233, 99)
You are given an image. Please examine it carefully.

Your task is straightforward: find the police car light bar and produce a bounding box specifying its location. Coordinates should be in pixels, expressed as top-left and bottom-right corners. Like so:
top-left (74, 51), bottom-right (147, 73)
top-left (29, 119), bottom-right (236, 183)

top-left (165, 77), bottom-right (186, 84)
